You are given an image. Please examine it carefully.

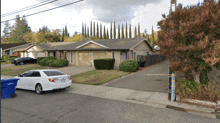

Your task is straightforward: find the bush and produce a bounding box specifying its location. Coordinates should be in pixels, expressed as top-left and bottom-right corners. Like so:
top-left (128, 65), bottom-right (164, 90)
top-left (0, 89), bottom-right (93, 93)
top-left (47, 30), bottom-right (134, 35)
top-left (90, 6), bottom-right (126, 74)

top-left (40, 58), bottom-right (48, 66)
top-left (46, 60), bottom-right (55, 66)
top-left (49, 59), bottom-right (69, 67)
top-left (176, 80), bottom-right (220, 103)
top-left (9, 56), bottom-right (18, 60)
top-left (37, 57), bottom-right (47, 64)
top-left (47, 56), bottom-right (56, 60)
top-left (119, 59), bottom-right (138, 72)
top-left (2, 55), bottom-right (10, 60)
top-left (94, 58), bottom-right (115, 70)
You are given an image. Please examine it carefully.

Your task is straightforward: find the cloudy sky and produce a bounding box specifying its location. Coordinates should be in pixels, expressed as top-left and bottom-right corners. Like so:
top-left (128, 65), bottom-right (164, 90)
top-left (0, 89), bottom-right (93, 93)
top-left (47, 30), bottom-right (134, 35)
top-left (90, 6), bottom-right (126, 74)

top-left (1, 0), bottom-right (205, 37)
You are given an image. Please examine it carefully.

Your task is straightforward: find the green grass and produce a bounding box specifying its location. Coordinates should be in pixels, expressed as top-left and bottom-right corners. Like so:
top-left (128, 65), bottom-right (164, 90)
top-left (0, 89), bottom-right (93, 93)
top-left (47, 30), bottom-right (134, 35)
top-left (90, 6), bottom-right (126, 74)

top-left (71, 70), bottom-right (130, 85)
top-left (1, 62), bottom-right (6, 65)
top-left (1, 64), bottom-right (57, 76)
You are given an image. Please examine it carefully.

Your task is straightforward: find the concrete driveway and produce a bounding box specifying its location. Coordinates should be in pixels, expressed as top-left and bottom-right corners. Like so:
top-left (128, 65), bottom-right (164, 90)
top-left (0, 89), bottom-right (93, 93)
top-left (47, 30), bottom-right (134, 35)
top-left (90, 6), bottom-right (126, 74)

top-left (104, 61), bottom-right (169, 93)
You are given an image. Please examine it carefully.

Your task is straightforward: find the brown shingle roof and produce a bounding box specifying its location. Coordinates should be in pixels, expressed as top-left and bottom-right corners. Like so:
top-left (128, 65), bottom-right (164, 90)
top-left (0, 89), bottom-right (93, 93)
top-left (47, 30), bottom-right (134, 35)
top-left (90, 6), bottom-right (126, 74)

top-left (1, 43), bottom-right (27, 50)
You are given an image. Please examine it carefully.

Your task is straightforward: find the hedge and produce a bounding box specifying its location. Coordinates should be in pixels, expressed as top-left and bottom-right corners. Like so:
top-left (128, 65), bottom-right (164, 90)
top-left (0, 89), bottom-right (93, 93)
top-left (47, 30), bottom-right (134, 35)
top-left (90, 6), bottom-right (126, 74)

top-left (94, 58), bottom-right (115, 70)
top-left (37, 57), bottom-right (47, 64)
top-left (2, 55), bottom-right (10, 60)
top-left (46, 60), bottom-right (56, 66)
top-left (119, 59), bottom-right (138, 72)
top-left (49, 59), bottom-right (69, 67)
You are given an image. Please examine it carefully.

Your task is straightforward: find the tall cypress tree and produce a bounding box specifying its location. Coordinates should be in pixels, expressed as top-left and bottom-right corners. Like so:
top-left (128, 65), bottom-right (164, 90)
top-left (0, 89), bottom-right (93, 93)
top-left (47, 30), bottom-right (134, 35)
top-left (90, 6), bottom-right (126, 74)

top-left (129, 24), bottom-right (132, 38)
top-left (134, 26), bottom-right (137, 38)
top-left (85, 23), bottom-right (87, 38)
top-left (93, 21), bottom-right (95, 37)
top-left (118, 24), bottom-right (120, 39)
top-left (110, 22), bottom-right (112, 39)
top-left (62, 28), bottom-right (64, 41)
top-left (126, 22), bottom-right (128, 38)
top-left (138, 23), bottom-right (140, 38)
top-left (122, 24), bottom-right (124, 39)
top-left (64, 25), bottom-right (69, 37)
top-left (82, 23), bottom-right (84, 37)
top-left (107, 28), bottom-right (109, 39)
top-left (100, 23), bottom-right (102, 39)
top-left (151, 25), bottom-right (154, 47)
top-left (87, 26), bottom-right (89, 38)
top-left (104, 25), bottom-right (106, 39)
top-left (114, 21), bottom-right (116, 39)
top-left (97, 22), bottom-right (99, 38)
top-left (90, 21), bottom-right (92, 37)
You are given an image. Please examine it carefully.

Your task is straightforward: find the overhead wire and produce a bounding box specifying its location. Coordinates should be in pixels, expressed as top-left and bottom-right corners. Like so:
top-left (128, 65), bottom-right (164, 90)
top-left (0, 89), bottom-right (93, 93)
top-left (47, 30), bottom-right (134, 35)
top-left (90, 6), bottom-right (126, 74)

top-left (1, 0), bottom-right (58, 17)
top-left (1, 0), bottom-right (84, 23)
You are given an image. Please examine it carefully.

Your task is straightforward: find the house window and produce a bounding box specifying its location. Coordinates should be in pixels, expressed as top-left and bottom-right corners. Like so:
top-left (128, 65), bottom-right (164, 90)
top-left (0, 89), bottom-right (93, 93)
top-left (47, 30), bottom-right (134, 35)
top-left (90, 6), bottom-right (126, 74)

top-left (147, 52), bottom-right (149, 55)
top-left (71, 52), bottom-right (73, 63)
top-left (112, 52), bottom-right (115, 59)
top-left (53, 52), bottom-right (56, 57)
top-left (48, 52), bottom-right (50, 56)
top-left (134, 52), bottom-right (136, 60)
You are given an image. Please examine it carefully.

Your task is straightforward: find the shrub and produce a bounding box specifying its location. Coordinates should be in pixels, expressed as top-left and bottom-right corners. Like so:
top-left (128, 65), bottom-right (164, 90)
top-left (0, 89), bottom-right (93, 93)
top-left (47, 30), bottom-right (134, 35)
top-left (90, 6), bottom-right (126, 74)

top-left (49, 59), bottom-right (69, 67)
top-left (47, 56), bottom-right (56, 60)
top-left (37, 57), bottom-right (47, 64)
top-left (119, 59), bottom-right (138, 72)
top-left (46, 60), bottom-right (55, 66)
top-left (2, 55), bottom-right (10, 60)
top-left (40, 58), bottom-right (48, 66)
top-left (94, 58), bottom-right (115, 70)
top-left (9, 56), bottom-right (18, 60)
top-left (176, 80), bottom-right (220, 103)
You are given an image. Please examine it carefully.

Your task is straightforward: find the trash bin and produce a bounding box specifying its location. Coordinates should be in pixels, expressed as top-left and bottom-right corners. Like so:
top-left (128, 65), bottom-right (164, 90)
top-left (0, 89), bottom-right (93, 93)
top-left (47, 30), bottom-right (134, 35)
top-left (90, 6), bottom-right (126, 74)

top-left (140, 60), bottom-right (145, 67)
top-left (1, 78), bottom-right (19, 99)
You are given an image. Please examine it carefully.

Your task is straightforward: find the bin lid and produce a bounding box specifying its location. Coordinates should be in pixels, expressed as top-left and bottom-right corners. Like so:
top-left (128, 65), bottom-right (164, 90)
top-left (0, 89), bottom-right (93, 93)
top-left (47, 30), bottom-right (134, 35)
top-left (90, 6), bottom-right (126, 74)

top-left (1, 78), bottom-right (19, 83)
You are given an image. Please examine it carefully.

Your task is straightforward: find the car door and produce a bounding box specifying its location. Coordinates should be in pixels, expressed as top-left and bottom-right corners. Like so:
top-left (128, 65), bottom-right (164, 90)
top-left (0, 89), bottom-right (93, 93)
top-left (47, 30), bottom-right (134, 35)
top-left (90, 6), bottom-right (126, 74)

top-left (16, 72), bottom-right (33, 90)
top-left (30, 71), bottom-right (41, 90)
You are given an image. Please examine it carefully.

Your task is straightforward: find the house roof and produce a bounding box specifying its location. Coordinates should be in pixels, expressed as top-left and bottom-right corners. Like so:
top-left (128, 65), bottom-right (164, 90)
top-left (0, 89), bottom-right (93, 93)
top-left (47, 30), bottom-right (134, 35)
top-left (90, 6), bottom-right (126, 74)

top-left (1, 43), bottom-right (27, 50)
top-left (12, 43), bottom-right (34, 51)
top-left (12, 38), bottom-right (154, 51)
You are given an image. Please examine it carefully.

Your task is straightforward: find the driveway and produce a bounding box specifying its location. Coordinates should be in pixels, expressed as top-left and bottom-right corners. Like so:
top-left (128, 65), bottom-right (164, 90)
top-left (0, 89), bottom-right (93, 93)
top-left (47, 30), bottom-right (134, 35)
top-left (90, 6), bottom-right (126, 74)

top-left (104, 61), bottom-right (169, 93)
top-left (1, 64), bottom-right (15, 68)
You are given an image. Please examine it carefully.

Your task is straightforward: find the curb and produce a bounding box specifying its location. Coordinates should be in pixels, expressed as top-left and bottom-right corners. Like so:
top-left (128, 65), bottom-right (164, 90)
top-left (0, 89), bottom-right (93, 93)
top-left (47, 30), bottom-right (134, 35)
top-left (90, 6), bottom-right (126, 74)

top-left (102, 60), bottom-right (168, 86)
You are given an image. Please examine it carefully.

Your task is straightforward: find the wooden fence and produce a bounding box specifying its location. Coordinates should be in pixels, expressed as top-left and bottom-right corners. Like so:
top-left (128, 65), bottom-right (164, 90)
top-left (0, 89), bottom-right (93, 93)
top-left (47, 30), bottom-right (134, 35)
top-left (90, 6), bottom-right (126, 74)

top-left (137, 55), bottom-right (167, 67)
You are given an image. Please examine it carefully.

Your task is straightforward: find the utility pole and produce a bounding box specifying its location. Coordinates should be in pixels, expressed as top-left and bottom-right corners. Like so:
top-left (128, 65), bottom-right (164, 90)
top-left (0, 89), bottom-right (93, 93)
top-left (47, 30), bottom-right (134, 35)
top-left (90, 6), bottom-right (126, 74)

top-left (170, 0), bottom-right (177, 13)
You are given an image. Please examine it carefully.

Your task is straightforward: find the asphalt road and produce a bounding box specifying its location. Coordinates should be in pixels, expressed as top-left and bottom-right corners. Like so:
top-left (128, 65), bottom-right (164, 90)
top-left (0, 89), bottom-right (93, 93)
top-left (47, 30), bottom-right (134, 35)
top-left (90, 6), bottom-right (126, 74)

top-left (1, 89), bottom-right (219, 123)
top-left (105, 61), bottom-right (169, 93)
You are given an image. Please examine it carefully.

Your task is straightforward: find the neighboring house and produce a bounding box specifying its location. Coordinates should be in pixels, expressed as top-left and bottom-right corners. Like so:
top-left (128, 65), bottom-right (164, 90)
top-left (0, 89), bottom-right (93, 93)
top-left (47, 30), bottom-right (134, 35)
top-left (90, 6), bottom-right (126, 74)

top-left (1, 43), bottom-right (32, 57)
top-left (14, 38), bottom-right (156, 68)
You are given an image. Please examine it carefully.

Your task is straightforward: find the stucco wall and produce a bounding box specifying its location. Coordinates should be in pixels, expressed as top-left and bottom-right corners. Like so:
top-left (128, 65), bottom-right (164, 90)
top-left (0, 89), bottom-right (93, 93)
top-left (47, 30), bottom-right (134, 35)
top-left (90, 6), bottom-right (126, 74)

top-left (66, 51), bottom-right (76, 65)
top-left (78, 51), bottom-right (90, 66)
top-left (81, 43), bottom-right (103, 48)
top-left (133, 41), bottom-right (153, 56)
top-left (27, 45), bottom-right (43, 52)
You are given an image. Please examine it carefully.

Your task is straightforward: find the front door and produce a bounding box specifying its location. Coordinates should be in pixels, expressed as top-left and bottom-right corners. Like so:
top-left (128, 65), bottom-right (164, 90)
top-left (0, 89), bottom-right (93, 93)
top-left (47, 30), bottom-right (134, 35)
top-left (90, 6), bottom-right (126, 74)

top-left (120, 52), bottom-right (127, 63)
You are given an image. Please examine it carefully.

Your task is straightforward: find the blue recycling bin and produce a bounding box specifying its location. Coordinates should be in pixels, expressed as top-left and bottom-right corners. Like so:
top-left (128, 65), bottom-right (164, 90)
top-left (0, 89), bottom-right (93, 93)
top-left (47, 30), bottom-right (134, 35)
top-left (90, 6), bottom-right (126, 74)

top-left (1, 78), bottom-right (19, 99)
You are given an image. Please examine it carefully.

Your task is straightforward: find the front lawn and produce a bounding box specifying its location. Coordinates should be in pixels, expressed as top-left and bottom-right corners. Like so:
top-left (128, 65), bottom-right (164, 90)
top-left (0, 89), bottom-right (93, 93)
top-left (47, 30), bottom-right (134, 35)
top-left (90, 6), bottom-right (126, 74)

top-left (71, 70), bottom-right (130, 85)
top-left (1, 64), bottom-right (56, 76)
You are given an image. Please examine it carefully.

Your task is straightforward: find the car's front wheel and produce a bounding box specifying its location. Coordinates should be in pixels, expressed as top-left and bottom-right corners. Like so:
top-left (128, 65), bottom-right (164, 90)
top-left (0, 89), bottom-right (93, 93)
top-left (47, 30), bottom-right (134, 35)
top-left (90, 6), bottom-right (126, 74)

top-left (35, 84), bottom-right (43, 94)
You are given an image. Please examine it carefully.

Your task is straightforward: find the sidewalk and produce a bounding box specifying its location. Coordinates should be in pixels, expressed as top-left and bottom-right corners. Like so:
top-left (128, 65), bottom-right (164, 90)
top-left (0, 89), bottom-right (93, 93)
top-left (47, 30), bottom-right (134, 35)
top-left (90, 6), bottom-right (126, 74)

top-left (66, 83), bottom-right (217, 119)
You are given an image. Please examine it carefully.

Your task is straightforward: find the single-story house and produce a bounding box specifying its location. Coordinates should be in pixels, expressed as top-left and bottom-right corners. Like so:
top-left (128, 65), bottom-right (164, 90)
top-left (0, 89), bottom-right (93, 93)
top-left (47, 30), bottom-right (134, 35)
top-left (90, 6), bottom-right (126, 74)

top-left (1, 43), bottom-right (31, 57)
top-left (13, 38), bottom-right (156, 68)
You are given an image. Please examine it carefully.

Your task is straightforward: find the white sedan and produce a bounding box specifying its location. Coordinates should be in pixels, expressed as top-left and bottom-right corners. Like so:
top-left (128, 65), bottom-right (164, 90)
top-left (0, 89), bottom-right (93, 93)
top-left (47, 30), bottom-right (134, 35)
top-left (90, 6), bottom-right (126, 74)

top-left (15, 69), bottom-right (72, 94)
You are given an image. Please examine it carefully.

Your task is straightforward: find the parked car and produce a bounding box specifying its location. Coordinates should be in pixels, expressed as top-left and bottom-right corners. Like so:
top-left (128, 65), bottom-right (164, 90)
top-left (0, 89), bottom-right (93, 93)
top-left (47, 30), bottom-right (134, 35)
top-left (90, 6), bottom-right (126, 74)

top-left (11, 57), bottom-right (37, 65)
top-left (14, 69), bottom-right (72, 94)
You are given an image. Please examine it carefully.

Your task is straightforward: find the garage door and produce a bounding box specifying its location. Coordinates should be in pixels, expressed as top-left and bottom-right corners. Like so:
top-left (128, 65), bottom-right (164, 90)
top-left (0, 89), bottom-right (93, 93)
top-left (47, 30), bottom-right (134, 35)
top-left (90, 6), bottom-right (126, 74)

top-left (78, 51), bottom-right (90, 66)
top-left (37, 52), bottom-right (46, 57)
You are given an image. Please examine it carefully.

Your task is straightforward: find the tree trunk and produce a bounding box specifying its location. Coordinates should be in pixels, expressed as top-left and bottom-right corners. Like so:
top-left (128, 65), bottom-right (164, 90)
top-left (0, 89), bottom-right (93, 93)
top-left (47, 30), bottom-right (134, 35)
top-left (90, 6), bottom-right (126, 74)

top-left (192, 69), bottom-right (201, 84)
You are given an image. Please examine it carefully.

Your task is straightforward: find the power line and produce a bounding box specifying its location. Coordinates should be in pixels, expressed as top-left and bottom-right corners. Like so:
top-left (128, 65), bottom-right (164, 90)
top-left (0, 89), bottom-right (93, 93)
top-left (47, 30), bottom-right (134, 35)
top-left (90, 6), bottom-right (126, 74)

top-left (1, 0), bottom-right (58, 17)
top-left (1, 0), bottom-right (84, 23)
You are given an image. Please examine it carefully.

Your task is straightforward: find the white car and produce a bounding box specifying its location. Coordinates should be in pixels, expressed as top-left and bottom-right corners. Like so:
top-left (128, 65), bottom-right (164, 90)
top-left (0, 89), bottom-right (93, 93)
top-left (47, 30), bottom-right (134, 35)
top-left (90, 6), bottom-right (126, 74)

top-left (15, 69), bottom-right (72, 94)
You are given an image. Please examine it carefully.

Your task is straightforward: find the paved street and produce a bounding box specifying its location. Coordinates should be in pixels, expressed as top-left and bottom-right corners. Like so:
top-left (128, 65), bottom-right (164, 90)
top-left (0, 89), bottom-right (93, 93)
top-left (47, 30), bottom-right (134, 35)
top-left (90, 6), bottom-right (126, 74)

top-left (104, 61), bottom-right (169, 93)
top-left (1, 88), bottom-right (219, 123)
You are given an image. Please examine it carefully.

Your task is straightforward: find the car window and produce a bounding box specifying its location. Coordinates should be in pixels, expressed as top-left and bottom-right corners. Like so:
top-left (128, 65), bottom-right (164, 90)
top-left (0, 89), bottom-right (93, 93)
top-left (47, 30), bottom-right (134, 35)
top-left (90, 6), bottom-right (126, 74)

top-left (27, 57), bottom-right (33, 60)
top-left (43, 71), bottom-right (66, 76)
top-left (31, 72), bottom-right (41, 77)
top-left (21, 72), bottom-right (33, 77)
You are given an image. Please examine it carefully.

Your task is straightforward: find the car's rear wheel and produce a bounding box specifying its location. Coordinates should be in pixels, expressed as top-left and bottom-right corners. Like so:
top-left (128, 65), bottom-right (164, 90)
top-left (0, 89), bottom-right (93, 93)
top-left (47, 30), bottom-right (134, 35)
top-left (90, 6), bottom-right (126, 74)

top-left (20, 62), bottom-right (24, 65)
top-left (35, 84), bottom-right (43, 94)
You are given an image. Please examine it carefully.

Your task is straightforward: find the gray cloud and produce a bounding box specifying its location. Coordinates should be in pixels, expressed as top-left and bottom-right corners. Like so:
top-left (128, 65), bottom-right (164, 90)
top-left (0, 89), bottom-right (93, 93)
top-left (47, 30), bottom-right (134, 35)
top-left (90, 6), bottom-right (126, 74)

top-left (37, 0), bottom-right (163, 23)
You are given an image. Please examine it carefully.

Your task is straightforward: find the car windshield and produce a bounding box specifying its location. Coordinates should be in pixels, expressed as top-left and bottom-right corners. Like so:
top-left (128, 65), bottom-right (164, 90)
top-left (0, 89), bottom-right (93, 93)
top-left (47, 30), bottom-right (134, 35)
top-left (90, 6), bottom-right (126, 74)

top-left (43, 71), bottom-right (66, 76)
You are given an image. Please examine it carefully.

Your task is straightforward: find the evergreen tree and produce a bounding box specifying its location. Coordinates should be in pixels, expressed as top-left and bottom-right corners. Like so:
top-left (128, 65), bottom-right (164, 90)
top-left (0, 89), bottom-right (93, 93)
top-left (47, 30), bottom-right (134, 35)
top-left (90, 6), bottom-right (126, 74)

top-left (143, 28), bottom-right (147, 38)
top-left (87, 26), bottom-right (89, 38)
top-left (107, 28), bottom-right (109, 39)
top-left (100, 23), bottom-right (102, 39)
top-left (93, 21), bottom-right (95, 37)
top-left (129, 24), bottom-right (132, 38)
top-left (122, 24), bottom-right (124, 39)
top-left (82, 23), bottom-right (84, 37)
top-left (3, 20), bottom-right (11, 39)
top-left (114, 21), bottom-right (116, 39)
top-left (126, 22), bottom-right (128, 38)
top-left (138, 23), bottom-right (140, 38)
top-left (90, 21), bottom-right (92, 37)
top-left (62, 28), bottom-right (64, 41)
top-left (97, 22), bottom-right (99, 38)
top-left (64, 25), bottom-right (69, 37)
top-left (151, 25), bottom-right (154, 47)
top-left (85, 23), bottom-right (87, 38)
top-left (134, 26), bottom-right (137, 38)
top-left (104, 25), bottom-right (106, 39)
top-left (118, 24), bottom-right (120, 39)
top-left (110, 22), bottom-right (112, 39)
